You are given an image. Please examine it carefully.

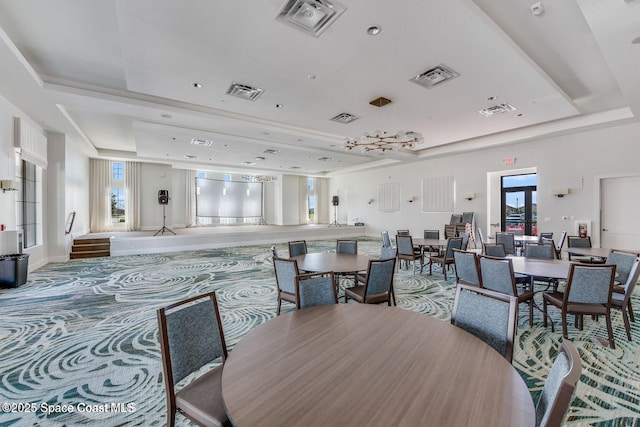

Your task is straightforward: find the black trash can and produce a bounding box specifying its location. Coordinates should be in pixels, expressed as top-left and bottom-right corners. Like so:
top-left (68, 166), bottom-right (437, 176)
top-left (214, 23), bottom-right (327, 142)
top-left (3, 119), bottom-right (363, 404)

top-left (0, 254), bottom-right (29, 288)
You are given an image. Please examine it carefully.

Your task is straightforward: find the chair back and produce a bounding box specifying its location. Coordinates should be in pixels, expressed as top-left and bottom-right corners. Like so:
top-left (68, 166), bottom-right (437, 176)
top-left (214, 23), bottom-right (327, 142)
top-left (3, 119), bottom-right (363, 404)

top-left (525, 243), bottom-right (556, 260)
top-left (444, 224), bottom-right (457, 239)
top-left (623, 257), bottom-right (640, 295)
top-left (442, 237), bottom-right (463, 260)
top-left (396, 235), bottom-right (415, 256)
top-left (336, 239), bottom-right (357, 254)
top-left (424, 229), bottom-right (440, 239)
top-left (606, 250), bottom-right (638, 286)
top-left (565, 264), bottom-right (615, 305)
top-left (381, 231), bottom-right (392, 248)
top-left (157, 292), bottom-right (228, 386)
top-left (364, 258), bottom-right (396, 297)
top-left (496, 232), bottom-right (516, 255)
top-left (451, 284), bottom-right (517, 363)
top-left (483, 243), bottom-right (507, 258)
top-left (567, 236), bottom-right (591, 249)
top-left (380, 246), bottom-right (397, 260)
top-left (273, 257), bottom-right (299, 294)
top-left (397, 229), bottom-right (411, 236)
top-left (477, 227), bottom-right (485, 246)
top-left (556, 231), bottom-right (568, 252)
top-left (453, 249), bottom-right (481, 286)
top-left (535, 341), bottom-right (582, 427)
top-left (296, 272), bottom-right (338, 309)
top-left (288, 240), bottom-right (308, 257)
top-left (479, 255), bottom-right (517, 296)
top-left (459, 232), bottom-right (469, 251)
top-left (538, 232), bottom-right (554, 244)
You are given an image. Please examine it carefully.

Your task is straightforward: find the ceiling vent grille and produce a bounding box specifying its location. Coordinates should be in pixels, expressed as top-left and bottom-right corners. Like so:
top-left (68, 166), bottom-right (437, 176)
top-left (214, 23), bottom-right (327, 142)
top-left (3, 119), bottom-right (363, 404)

top-left (275, 0), bottom-right (346, 38)
top-left (190, 138), bottom-right (213, 146)
top-left (226, 82), bottom-right (265, 101)
top-left (409, 64), bottom-right (460, 89)
top-left (330, 112), bottom-right (359, 124)
top-left (264, 149), bottom-right (280, 155)
top-left (478, 103), bottom-right (516, 117)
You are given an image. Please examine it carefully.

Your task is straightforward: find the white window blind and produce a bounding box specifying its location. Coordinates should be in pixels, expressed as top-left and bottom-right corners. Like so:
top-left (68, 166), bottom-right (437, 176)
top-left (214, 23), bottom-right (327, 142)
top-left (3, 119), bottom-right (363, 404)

top-left (14, 117), bottom-right (47, 169)
top-left (422, 176), bottom-right (455, 212)
top-left (377, 182), bottom-right (400, 212)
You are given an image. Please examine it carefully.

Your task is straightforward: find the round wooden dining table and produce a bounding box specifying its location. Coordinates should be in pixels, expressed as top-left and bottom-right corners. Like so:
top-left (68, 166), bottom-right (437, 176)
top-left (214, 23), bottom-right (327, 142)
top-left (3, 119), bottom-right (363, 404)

top-left (222, 304), bottom-right (535, 427)
top-left (291, 252), bottom-right (372, 273)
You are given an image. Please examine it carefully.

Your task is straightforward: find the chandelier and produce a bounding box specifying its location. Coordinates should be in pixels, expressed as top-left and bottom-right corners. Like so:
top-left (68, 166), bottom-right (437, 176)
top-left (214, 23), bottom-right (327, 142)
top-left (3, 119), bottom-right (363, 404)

top-left (344, 130), bottom-right (424, 153)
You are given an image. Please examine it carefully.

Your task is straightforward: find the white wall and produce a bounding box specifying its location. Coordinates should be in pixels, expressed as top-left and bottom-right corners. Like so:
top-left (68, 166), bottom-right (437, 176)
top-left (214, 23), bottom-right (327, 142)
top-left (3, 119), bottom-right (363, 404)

top-left (330, 121), bottom-right (640, 247)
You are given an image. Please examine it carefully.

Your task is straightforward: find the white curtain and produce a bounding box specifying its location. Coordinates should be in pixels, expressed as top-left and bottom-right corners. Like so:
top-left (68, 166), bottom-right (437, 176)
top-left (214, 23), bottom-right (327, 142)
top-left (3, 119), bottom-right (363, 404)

top-left (89, 159), bottom-right (112, 232)
top-left (185, 169), bottom-right (197, 227)
top-left (315, 177), bottom-right (329, 224)
top-left (299, 176), bottom-right (309, 224)
top-left (125, 162), bottom-right (141, 231)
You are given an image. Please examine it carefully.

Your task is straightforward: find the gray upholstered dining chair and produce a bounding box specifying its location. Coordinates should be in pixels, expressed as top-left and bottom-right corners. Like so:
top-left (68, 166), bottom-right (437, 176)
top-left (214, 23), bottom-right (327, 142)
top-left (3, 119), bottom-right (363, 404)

top-left (273, 257), bottom-right (300, 315)
top-left (429, 237), bottom-right (463, 280)
top-left (357, 247), bottom-right (398, 303)
top-left (607, 249), bottom-right (639, 291)
top-left (534, 340), bottom-right (582, 427)
top-left (157, 292), bottom-right (229, 427)
top-left (423, 229), bottom-right (441, 256)
top-left (611, 255), bottom-right (640, 341)
top-left (496, 232), bottom-right (517, 255)
top-left (459, 232), bottom-right (469, 251)
top-left (451, 283), bottom-right (518, 363)
top-left (381, 230), bottom-right (392, 248)
top-left (524, 242), bottom-right (558, 291)
top-left (336, 239), bottom-right (357, 254)
top-left (538, 232), bottom-right (554, 244)
top-left (453, 249), bottom-right (481, 287)
top-left (479, 255), bottom-right (535, 327)
top-left (566, 236), bottom-right (604, 263)
top-left (484, 242), bottom-right (507, 257)
top-left (295, 271), bottom-right (338, 309)
top-left (288, 240), bottom-right (308, 257)
top-left (396, 234), bottom-right (424, 274)
top-left (543, 263), bottom-right (617, 348)
top-left (345, 257), bottom-right (396, 305)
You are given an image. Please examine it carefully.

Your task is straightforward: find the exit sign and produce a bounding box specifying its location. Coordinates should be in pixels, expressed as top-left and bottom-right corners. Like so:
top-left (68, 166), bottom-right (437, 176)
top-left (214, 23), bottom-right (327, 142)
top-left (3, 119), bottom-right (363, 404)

top-left (503, 157), bottom-right (516, 165)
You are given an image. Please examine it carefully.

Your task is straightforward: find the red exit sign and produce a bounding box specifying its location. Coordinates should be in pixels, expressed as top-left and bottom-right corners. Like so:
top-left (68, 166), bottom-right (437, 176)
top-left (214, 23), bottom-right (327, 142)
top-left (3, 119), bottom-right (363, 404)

top-left (503, 157), bottom-right (516, 165)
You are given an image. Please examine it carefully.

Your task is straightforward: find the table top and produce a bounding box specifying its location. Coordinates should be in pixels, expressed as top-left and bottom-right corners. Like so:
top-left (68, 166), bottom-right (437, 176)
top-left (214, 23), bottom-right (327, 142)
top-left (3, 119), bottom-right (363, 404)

top-left (509, 256), bottom-right (573, 279)
top-left (222, 304), bottom-right (535, 427)
top-left (291, 252), bottom-right (372, 273)
top-left (563, 247), bottom-right (611, 259)
top-left (412, 237), bottom-right (450, 247)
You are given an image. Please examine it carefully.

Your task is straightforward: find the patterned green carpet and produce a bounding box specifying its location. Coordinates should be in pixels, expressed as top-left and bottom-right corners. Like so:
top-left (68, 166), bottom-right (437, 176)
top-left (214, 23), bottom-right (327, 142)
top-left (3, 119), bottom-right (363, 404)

top-left (0, 237), bottom-right (638, 426)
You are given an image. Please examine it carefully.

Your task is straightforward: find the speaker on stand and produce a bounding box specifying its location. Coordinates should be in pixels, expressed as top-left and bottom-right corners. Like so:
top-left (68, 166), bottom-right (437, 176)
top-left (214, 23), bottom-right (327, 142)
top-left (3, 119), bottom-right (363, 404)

top-left (154, 190), bottom-right (176, 236)
top-left (329, 196), bottom-right (341, 227)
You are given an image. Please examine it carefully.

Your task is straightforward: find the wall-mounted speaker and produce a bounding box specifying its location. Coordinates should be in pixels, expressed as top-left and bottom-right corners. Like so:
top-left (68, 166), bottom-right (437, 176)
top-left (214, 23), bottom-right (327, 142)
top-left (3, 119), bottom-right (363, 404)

top-left (332, 196), bottom-right (339, 206)
top-left (158, 190), bottom-right (169, 205)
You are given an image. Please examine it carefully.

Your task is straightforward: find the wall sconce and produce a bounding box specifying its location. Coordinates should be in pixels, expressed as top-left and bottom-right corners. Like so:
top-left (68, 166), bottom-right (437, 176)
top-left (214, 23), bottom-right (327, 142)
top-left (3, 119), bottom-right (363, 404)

top-left (1, 180), bottom-right (20, 193)
top-left (407, 196), bottom-right (416, 203)
top-left (367, 198), bottom-right (374, 204)
top-left (552, 188), bottom-right (569, 198)
top-left (463, 192), bottom-right (475, 201)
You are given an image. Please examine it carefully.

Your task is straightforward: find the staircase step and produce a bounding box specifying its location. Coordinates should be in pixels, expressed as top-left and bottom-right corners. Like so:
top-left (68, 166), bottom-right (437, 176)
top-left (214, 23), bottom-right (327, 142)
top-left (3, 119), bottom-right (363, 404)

top-left (73, 238), bottom-right (112, 246)
top-left (72, 243), bottom-right (111, 252)
top-left (70, 250), bottom-right (111, 259)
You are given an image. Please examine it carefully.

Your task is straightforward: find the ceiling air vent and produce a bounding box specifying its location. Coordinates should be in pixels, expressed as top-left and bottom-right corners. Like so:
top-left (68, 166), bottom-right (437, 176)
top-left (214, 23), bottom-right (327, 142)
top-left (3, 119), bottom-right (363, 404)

top-left (190, 138), bottom-right (213, 146)
top-left (275, 0), bottom-right (346, 38)
top-left (330, 112), bottom-right (359, 124)
top-left (409, 64), bottom-right (460, 89)
top-left (478, 103), bottom-right (517, 117)
top-left (226, 82), bottom-right (265, 101)
top-left (264, 149), bottom-right (281, 155)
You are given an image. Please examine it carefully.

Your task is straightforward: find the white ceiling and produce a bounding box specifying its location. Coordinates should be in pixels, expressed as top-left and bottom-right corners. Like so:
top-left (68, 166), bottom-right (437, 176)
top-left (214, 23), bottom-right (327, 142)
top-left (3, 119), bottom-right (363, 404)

top-left (0, 0), bottom-right (638, 176)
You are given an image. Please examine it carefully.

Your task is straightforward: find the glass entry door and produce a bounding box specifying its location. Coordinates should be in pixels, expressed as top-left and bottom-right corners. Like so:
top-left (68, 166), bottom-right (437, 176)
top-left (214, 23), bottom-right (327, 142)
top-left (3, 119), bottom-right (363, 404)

top-left (501, 174), bottom-right (537, 236)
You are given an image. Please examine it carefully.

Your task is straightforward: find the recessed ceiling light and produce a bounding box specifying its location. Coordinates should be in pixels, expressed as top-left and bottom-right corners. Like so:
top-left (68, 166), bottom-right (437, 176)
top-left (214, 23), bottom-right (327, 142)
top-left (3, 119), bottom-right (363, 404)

top-left (307, 74), bottom-right (316, 80)
top-left (275, 104), bottom-right (284, 108)
top-left (318, 156), bottom-right (332, 161)
top-left (161, 114), bottom-right (172, 119)
top-left (192, 82), bottom-right (202, 88)
top-left (242, 161), bottom-right (256, 166)
top-left (264, 149), bottom-right (280, 155)
top-left (516, 113), bottom-right (524, 117)
top-left (183, 155), bottom-right (198, 160)
top-left (486, 96), bottom-right (496, 101)
top-left (366, 25), bottom-right (381, 36)
top-left (255, 156), bottom-right (266, 161)
top-left (296, 138), bottom-right (303, 142)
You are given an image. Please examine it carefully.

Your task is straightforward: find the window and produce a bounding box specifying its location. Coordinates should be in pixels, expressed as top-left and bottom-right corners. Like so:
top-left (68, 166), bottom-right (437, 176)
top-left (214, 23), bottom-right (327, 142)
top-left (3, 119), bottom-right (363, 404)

top-left (111, 162), bottom-right (125, 228)
top-left (307, 178), bottom-right (315, 222)
top-left (501, 173), bottom-right (537, 236)
top-left (16, 159), bottom-right (41, 249)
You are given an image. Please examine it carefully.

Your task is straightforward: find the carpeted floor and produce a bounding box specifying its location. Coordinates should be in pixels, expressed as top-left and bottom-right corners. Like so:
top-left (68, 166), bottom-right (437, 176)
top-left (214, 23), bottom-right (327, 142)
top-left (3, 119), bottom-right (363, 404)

top-left (0, 237), bottom-right (638, 426)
